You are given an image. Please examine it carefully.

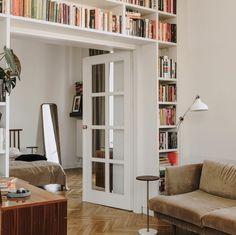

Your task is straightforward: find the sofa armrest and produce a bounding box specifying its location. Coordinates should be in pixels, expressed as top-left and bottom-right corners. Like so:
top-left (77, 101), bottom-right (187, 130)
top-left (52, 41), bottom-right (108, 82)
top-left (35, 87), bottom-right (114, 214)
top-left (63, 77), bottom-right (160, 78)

top-left (165, 163), bottom-right (203, 195)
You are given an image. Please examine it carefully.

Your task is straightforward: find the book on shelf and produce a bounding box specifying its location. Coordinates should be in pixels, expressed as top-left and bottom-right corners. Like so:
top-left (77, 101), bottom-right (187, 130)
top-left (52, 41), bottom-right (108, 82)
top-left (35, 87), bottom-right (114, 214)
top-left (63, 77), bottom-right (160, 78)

top-left (159, 153), bottom-right (171, 165)
top-left (0, 0), bottom-right (6, 14)
top-left (158, 0), bottom-right (176, 14)
top-left (159, 55), bottom-right (177, 78)
top-left (159, 83), bottom-right (176, 102)
top-left (11, 0), bottom-right (123, 34)
top-left (159, 131), bottom-right (177, 150)
top-left (159, 106), bottom-right (176, 126)
top-left (118, 0), bottom-right (157, 9)
top-left (158, 21), bottom-right (177, 43)
top-left (126, 9), bottom-right (156, 39)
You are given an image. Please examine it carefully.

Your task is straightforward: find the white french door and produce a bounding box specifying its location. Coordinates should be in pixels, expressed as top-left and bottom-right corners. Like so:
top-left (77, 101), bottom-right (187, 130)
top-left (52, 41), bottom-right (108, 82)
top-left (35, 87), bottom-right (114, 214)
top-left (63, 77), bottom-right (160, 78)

top-left (83, 52), bottom-right (132, 210)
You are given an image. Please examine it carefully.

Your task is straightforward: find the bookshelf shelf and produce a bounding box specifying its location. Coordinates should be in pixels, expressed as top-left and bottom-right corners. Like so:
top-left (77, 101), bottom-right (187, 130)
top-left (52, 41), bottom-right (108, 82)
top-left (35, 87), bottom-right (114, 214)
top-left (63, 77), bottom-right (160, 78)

top-left (158, 11), bottom-right (176, 19)
top-left (159, 77), bottom-right (177, 82)
top-left (0, 150), bottom-right (6, 154)
top-left (124, 2), bottom-right (157, 14)
top-left (158, 41), bottom-right (177, 49)
top-left (71, 0), bottom-right (156, 13)
top-left (159, 149), bottom-right (178, 153)
top-left (159, 125), bottom-right (177, 129)
top-left (10, 16), bottom-right (156, 50)
top-left (159, 102), bottom-right (177, 105)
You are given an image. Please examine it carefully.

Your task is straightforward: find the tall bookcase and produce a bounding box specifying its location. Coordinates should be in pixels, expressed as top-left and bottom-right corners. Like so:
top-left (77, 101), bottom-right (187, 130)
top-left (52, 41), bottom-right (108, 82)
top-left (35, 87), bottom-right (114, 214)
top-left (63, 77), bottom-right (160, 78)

top-left (157, 1), bottom-right (178, 194)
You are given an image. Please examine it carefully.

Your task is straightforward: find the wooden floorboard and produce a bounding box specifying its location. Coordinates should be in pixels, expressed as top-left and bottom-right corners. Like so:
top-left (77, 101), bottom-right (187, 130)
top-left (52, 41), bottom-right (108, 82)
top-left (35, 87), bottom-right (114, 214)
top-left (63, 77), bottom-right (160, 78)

top-left (54, 168), bottom-right (173, 235)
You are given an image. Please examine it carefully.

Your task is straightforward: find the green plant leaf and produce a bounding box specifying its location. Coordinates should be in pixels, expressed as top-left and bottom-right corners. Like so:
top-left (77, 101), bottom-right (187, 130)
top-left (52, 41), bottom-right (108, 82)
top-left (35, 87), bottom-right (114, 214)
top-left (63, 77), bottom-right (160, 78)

top-left (4, 46), bottom-right (21, 80)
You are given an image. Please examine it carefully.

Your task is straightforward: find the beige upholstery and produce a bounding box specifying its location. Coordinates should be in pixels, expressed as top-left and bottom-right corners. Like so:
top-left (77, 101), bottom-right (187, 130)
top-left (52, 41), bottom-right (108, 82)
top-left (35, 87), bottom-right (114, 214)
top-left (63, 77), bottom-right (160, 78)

top-left (150, 161), bottom-right (236, 235)
top-left (165, 163), bottom-right (202, 196)
top-left (149, 190), bottom-right (236, 227)
top-left (200, 160), bottom-right (236, 200)
top-left (202, 207), bottom-right (236, 235)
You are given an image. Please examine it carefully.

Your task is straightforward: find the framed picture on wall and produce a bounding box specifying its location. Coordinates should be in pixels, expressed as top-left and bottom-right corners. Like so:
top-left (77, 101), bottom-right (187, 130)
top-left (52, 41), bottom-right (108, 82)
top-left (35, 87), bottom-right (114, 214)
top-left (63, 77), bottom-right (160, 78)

top-left (72, 95), bottom-right (81, 112)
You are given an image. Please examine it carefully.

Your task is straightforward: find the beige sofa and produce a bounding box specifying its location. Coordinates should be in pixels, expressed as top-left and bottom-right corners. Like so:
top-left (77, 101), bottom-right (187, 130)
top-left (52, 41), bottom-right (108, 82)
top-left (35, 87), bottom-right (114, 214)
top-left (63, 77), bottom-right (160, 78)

top-left (149, 160), bottom-right (236, 235)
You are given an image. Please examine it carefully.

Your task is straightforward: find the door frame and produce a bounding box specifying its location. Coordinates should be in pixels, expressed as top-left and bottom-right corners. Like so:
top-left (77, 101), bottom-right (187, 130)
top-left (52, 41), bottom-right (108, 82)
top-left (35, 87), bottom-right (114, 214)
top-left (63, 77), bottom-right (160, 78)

top-left (82, 51), bottom-right (134, 211)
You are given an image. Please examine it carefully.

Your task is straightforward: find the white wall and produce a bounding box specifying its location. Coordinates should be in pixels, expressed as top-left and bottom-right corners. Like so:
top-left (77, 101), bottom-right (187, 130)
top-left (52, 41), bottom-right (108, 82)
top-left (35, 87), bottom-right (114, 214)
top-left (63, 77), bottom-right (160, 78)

top-left (10, 38), bottom-right (84, 169)
top-left (178, 0), bottom-right (236, 163)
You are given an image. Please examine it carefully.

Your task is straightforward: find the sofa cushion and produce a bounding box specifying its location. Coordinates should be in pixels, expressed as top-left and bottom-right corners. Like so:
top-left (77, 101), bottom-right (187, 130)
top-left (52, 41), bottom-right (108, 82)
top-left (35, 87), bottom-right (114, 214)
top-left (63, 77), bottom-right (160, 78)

top-left (149, 190), bottom-right (236, 227)
top-left (200, 160), bottom-right (236, 200)
top-left (202, 207), bottom-right (236, 235)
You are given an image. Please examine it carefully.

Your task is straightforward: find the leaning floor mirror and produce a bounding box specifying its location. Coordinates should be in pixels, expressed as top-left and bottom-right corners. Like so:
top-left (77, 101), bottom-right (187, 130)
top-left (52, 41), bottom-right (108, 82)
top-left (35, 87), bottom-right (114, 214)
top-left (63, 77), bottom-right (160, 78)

top-left (41, 103), bottom-right (62, 165)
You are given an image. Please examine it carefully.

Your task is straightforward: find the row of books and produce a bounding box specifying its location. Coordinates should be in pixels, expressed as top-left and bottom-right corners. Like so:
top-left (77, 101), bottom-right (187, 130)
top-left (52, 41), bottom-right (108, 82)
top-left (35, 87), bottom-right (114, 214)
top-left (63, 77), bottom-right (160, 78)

top-left (158, 0), bottom-right (177, 14)
top-left (126, 10), bottom-right (156, 39)
top-left (118, 0), bottom-right (157, 9)
top-left (160, 106), bottom-right (176, 126)
top-left (158, 21), bottom-right (177, 43)
top-left (159, 84), bottom-right (176, 102)
top-left (159, 131), bottom-right (177, 150)
top-left (11, 1), bottom-right (123, 33)
top-left (0, 0), bottom-right (6, 13)
top-left (159, 56), bottom-right (177, 78)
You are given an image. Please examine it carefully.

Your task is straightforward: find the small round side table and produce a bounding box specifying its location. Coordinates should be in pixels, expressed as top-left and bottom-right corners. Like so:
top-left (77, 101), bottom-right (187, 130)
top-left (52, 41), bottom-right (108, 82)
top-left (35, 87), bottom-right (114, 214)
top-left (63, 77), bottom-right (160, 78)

top-left (136, 175), bottom-right (159, 235)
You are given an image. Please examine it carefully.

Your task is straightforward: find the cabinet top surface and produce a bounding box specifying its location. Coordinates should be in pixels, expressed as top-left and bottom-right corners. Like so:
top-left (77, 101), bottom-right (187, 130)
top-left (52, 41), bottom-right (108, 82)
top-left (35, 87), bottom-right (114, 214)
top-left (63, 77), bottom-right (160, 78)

top-left (0, 179), bottom-right (66, 209)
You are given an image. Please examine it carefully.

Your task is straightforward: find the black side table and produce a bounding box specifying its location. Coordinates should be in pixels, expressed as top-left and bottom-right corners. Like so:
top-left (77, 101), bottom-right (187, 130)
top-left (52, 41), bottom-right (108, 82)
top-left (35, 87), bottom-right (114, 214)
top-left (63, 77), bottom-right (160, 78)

top-left (136, 175), bottom-right (159, 235)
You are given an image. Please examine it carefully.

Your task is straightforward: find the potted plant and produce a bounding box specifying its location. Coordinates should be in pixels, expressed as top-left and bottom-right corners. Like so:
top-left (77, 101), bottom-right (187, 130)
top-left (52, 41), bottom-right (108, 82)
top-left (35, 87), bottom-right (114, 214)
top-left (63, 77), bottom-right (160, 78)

top-left (0, 46), bottom-right (21, 100)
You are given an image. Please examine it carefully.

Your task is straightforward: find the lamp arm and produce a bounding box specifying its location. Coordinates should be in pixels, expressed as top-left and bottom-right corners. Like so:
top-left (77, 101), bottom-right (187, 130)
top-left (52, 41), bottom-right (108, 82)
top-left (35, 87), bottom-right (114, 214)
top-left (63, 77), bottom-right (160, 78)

top-left (176, 95), bottom-right (200, 131)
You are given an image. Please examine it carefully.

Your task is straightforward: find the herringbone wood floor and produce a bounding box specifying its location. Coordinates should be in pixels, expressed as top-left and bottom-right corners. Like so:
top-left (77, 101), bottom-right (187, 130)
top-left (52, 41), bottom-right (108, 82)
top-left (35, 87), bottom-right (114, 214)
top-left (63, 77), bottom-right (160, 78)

top-left (56, 169), bottom-right (173, 235)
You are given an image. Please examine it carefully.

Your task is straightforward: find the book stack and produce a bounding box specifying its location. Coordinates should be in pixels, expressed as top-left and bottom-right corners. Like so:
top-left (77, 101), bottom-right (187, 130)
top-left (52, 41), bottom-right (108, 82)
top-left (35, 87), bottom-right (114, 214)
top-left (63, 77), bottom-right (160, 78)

top-left (118, 0), bottom-right (157, 9)
top-left (159, 84), bottom-right (176, 102)
top-left (126, 10), bottom-right (156, 39)
top-left (158, 21), bottom-right (177, 42)
top-left (159, 131), bottom-right (177, 150)
top-left (11, 0), bottom-right (123, 34)
top-left (158, 0), bottom-right (176, 14)
top-left (159, 106), bottom-right (176, 125)
top-left (159, 154), bottom-right (171, 167)
top-left (159, 56), bottom-right (177, 78)
top-left (0, 0), bottom-right (7, 13)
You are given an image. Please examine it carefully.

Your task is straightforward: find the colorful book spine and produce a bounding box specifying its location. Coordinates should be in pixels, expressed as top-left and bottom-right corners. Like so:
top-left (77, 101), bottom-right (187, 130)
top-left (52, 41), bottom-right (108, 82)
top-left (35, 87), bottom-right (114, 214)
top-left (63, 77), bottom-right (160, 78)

top-left (159, 131), bottom-right (177, 150)
top-left (158, 21), bottom-right (177, 43)
top-left (10, 0), bottom-right (123, 34)
top-left (125, 10), bottom-right (156, 39)
top-left (159, 106), bottom-right (176, 126)
top-left (159, 56), bottom-right (177, 78)
top-left (158, 0), bottom-right (176, 14)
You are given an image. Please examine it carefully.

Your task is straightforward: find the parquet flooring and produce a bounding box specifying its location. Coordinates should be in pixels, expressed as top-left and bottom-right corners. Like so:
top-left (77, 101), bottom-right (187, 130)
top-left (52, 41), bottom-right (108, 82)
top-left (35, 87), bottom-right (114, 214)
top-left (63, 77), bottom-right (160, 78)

top-left (56, 168), bottom-right (173, 235)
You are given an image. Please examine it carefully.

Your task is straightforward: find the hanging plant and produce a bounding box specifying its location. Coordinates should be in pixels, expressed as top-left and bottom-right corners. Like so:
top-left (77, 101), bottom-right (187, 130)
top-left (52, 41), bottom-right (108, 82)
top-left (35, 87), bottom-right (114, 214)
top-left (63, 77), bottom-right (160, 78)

top-left (0, 46), bottom-right (21, 95)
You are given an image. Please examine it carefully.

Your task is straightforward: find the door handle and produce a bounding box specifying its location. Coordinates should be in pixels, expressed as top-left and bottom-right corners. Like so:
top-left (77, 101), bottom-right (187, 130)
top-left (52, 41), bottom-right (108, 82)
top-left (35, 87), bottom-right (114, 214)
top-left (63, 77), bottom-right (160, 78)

top-left (82, 125), bottom-right (88, 129)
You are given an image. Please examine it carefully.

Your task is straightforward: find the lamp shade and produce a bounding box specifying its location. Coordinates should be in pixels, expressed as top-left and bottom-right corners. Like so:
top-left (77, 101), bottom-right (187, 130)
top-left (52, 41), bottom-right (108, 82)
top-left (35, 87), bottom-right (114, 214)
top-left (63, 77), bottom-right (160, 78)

top-left (191, 97), bottom-right (208, 111)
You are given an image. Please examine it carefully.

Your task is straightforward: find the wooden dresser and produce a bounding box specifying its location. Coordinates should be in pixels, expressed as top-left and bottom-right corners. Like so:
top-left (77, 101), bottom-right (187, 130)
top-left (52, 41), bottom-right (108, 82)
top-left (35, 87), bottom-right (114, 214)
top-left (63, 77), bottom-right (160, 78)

top-left (0, 180), bottom-right (67, 235)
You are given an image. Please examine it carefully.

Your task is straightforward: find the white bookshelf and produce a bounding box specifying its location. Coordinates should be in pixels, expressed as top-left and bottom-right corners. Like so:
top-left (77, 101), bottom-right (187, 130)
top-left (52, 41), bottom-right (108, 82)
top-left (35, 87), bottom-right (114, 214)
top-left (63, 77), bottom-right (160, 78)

top-left (8, 0), bottom-right (158, 50)
top-left (157, 3), bottom-right (178, 193)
